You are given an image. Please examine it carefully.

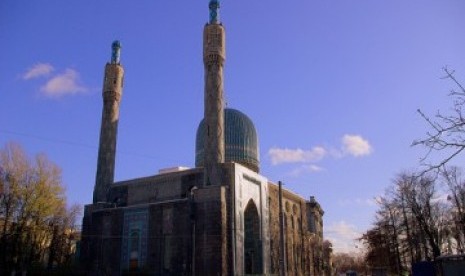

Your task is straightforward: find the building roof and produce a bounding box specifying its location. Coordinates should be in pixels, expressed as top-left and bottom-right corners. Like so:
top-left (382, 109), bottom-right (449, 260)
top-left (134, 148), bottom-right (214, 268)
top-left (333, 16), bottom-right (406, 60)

top-left (195, 108), bottom-right (260, 172)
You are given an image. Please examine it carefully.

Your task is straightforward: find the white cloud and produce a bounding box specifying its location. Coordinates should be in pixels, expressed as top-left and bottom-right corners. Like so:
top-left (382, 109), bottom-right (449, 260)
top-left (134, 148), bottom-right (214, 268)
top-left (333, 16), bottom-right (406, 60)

top-left (268, 146), bottom-right (326, 165)
top-left (338, 198), bottom-right (377, 207)
top-left (40, 69), bottom-right (87, 97)
top-left (342, 134), bottom-right (372, 157)
top-left (268, 135), bottom-right (372, 174)
top-left (307, 164), bottom-right (324, 172)
top-left (432, 193), bottom-right (450, 204)
top-left (325, 221), bottom-right (363, 254)
top-left (23, 63), bottom-right (54, 80)
top-left (290, 164), bottom-right (325, 177)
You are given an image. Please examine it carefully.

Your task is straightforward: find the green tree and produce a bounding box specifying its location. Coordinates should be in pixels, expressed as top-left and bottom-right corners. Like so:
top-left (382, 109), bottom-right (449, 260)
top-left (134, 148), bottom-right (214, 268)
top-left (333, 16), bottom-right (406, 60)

top-left (0, 142), bottom-right (81, 275)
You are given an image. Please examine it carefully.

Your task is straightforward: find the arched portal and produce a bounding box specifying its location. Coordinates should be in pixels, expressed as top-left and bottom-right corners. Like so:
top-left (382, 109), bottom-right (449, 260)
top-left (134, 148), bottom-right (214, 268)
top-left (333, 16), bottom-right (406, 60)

top-left (244, 200), bottom-right (263, 275)
top-left (129, 229), bottom-right (140, 270)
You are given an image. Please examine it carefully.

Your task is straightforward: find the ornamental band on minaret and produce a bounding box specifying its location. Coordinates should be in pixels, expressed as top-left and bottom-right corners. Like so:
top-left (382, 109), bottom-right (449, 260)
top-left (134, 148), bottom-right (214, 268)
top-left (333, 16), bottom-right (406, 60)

top-left (93, 41), bottom-right (124, 203)
top-left (203, 0), bottom-right (226, 186)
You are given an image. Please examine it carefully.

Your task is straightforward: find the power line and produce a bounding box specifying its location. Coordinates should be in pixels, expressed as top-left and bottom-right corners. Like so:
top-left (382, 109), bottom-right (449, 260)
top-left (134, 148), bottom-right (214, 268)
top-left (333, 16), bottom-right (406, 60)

top-left (0, 129), bottom-right (96, 150)
top-left (0, 129), bottom-right (167, 161)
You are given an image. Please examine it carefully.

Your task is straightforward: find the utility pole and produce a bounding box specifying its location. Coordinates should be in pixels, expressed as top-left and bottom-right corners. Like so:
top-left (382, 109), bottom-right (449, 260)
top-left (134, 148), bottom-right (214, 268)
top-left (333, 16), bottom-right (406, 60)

top-left (279, 181), bottom-right (286, 276)
top-left (190, 186), bottom-right (198, 276)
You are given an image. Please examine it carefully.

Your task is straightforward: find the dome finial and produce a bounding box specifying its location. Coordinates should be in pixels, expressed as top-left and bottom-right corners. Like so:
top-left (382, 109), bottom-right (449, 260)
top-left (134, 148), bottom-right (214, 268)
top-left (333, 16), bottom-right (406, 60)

top-left (111, 40), bottom-right (121, 64)
top-left (209, 0), bottom-right (220, 24)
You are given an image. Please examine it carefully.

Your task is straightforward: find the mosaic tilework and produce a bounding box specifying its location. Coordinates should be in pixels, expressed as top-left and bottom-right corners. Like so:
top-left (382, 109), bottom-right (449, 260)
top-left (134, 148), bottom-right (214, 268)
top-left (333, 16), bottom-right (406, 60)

top-left (121, 209), bottom-right (148, 270)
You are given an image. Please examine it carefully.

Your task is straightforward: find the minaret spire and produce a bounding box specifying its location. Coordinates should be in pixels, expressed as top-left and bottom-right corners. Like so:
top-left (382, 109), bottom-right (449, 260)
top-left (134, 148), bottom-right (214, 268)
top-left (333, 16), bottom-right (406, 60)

top-left (111, 40), bottom-right (121, 64)
top-left (93, 40), bottom-right (124, 203)
top-left (209, 0), bottom-right (220, 24)
top-left (203, 0), bottom-right (225, 186)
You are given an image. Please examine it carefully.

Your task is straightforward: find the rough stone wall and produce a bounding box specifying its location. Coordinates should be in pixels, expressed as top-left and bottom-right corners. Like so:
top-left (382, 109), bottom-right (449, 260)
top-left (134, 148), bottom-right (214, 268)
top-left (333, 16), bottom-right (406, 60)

top-left (107, 184), bottom-right (128, 206)
top-left (268, 183), bottom-right (314, 276)
top-left (203, 23), bottom-right (226, 187)
top-left (307, 200), bottom-right (324, 240)
top-left (81, 201), bottom-right (193, 275)
top-left (80, 204), bottom-right (124, 275)
top-left (94, 63), bottom-right (124, 203)
top-left (224, 165), bottom-right (235, 276)
top-left (306, 200), bottom-right (325, 275)
top-left (227, 163), bottom-right (270, 275)
top-left (194, 185), bottom-right (228, 275)
top-left (83, 170), bottom-right (204, 275)
top-left (110, 169), bottom-right (203, 206)
top-left (146, 201), bottom-right (192, 275)
top-left (83, 169), bottom-right (328, 275)
top-left (268, 184), bottom-right (280, 274)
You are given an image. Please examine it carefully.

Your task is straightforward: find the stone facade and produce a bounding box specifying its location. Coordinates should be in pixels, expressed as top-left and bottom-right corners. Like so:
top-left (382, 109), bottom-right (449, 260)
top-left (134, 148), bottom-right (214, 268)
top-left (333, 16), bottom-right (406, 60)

top-left (80, 164), bottom-right (326, 275)
top-left (80, 2), bottom-right (330, 275)
top-left (93, 60), bottom-right (124, 203)
top-left (267, 183), bottom-right (326, 275)
top-left (203, 22), bottom-right (226, 187)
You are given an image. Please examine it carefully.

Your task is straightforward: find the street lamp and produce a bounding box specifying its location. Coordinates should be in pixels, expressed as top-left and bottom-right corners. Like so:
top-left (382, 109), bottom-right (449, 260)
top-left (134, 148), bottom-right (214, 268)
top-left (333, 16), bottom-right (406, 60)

top-left (189, 186), bottom-right (198, 276)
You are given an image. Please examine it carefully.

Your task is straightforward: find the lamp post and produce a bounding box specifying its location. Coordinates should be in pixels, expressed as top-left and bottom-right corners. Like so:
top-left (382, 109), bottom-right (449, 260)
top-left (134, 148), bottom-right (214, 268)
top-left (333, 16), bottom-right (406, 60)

top-left (278, 181), bottom-right (286, 276)
top-left (189, 186), bottom-right (198, 276)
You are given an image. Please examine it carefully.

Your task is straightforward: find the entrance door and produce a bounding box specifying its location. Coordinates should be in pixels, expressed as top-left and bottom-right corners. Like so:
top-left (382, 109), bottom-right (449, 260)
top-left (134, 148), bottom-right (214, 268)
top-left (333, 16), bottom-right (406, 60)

top-left (244, 200), bottom-right (263, 274)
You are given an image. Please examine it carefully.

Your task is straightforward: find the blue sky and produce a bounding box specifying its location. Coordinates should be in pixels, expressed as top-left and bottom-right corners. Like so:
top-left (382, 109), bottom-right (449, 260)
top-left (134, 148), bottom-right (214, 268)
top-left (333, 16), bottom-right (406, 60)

top-left (2, 0), bottom-right (465, 253)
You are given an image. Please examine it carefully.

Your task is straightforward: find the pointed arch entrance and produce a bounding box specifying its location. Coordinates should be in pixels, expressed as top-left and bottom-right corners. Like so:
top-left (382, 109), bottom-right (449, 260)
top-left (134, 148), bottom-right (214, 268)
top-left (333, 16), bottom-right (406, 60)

top-left (244, 199), bottom-right (263, 275)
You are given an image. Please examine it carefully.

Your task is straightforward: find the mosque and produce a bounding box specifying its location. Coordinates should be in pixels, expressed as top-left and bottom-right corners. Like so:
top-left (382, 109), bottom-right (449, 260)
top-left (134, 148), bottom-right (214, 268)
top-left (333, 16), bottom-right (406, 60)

top-left (80, 1), bottom-right (330, 275)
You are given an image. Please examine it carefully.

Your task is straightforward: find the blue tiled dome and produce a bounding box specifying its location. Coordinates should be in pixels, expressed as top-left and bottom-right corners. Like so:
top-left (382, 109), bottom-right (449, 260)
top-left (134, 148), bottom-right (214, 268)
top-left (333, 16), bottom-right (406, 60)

top-left (195, 108), bottom-right (259, 172)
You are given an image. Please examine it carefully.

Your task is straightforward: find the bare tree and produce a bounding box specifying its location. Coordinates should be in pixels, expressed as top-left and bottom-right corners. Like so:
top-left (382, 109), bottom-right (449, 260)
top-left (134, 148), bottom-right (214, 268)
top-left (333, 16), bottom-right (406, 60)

top-left (401, 174), bottom-right (445, 259)
top-left (413, 68), bottom-right (465, 172)
top-left (362, 171), bottom-right (453, 274)
top-left (332, 252), bottom-right (365, 275)
top-left (376, 196), bottom-right (404, 273)
top-left (441, 166), bottom-right (465, 253)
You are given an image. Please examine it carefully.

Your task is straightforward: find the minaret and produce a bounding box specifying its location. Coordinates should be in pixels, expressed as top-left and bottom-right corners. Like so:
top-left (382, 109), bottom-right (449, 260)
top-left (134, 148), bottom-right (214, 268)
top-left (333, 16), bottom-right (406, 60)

top-left (203, 0), bottom-right (225, 186)
top-left (93, 41), bottom-right (124, 203)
